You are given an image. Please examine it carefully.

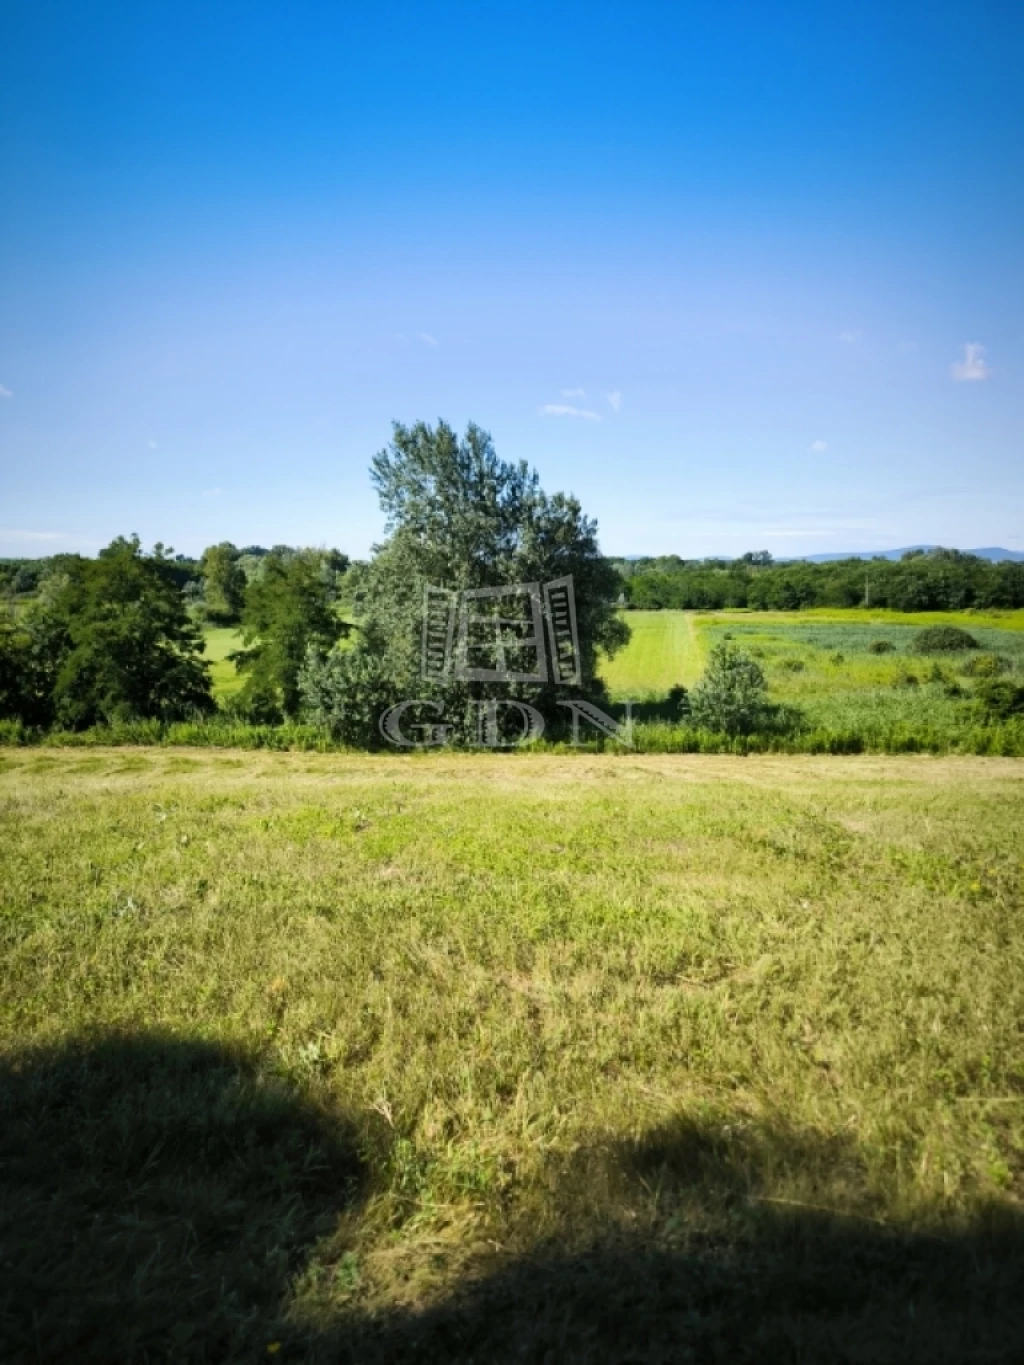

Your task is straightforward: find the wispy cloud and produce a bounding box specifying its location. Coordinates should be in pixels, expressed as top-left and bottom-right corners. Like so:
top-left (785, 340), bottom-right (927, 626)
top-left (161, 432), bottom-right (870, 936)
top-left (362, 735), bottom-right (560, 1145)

top-left (0, 384), bottom-right (12, 399)
top-left (950, 342), bottom-right (990, 382)
top-left (838, 330), bottom-right (862, 344)
top-left (419, 332), bottom-right (439, 347)
top-left (561, 387), bottom-right (586, 398)
top-left (809, 439), bottom-right (828, 453)
top-left (147, 438), bottom-right (158, 450)
top-left (540, 404), bottom-right (602, 421)
top-left (201, 488), bottom-right (223, 498)
top-left (606, 390), bottom-right (622, 412)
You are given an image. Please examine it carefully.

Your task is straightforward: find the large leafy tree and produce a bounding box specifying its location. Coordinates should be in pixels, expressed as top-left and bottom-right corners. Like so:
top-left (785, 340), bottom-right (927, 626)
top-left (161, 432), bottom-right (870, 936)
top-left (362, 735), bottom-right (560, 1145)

top-left (42, 536), bottom-right (214, 729)
top-left (301, 420), bottom-right (628, 744)
top-left (233, 550), bottom-right (347, 720)
top-left (198, 542), bottom-right (247, 622)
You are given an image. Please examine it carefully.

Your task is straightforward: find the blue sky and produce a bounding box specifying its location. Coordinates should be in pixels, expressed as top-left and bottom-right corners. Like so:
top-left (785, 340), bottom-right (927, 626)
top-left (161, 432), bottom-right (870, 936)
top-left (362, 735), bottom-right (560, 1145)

top-left (1, 0), bottom-right (1022, 561)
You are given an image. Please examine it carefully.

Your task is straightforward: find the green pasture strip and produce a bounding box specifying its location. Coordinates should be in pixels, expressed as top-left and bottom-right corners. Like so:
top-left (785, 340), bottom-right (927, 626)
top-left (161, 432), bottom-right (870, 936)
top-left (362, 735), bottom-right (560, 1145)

top-left (600, 610), bottom-right (703, 697)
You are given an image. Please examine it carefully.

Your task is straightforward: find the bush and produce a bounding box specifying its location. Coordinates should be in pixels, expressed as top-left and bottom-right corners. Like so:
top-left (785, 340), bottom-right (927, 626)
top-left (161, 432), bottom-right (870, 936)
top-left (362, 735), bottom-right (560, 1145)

top-left (298, 644), bottom-right (403, 747)
top-left (868, 640), bottom-right (895, 654)
top-left (975, 679), bottom-right (1024, 720)
top-left (963, 654), bottom-right (1010, 678)
top-left (665, 684), bottom-right (691, 719)
top-left (892, 668), bottom-right (919, 688)
top-left (689, 642), bottom-right (771, 737)
top-left (912, 626), bottom-right (979, 653)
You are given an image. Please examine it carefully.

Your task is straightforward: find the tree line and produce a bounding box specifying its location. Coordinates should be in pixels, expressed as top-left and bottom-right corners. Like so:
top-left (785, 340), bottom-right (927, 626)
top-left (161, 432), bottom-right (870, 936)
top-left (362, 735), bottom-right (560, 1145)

top-left (616, 550), bottom-right (1024, 612)
top-left (0, 538), bottom-right (352, 730)
top-left (0, 422), bottom-right (625, 741)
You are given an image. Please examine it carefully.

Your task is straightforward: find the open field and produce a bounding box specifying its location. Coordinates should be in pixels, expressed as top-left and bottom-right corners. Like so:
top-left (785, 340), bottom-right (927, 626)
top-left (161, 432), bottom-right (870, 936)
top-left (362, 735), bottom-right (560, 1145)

top-left (600, 608), bottom-right (1024, 701)
top-left (593, 608), bottom-right (1024, 754)
top-left (2, 748), bottom-right (1023, 1360)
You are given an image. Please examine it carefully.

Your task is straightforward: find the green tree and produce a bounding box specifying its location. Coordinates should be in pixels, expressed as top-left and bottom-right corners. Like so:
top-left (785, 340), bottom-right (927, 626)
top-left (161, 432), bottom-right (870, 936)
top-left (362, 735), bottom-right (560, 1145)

top-left (303, 420), bottom-right (628, 744)
top-left (199, 542), bottom-right (246, 622)
top-left (0, 621), bottom-right (55, 727)
top-left (233, 551), bottom-right (346, 720)
top-left (42, 536), bottom-right (213, 729)
top-left (689, 641), bottom-right (772, 736)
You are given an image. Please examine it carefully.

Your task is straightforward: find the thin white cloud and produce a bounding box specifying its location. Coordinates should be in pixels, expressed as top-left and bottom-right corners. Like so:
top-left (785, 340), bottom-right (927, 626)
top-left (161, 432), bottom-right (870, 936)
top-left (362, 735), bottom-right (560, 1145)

top-left (540, 404), bottom-right (602, 421)
top-left (606, 390), bottom-right (622, 412)
top-left (561, 387), bottom-right (586, 398)
top-left (201, 488), bottom-right (223, 498)
top-left (0, 384), bottom-right (12, 399)
top-left (419, 332), bottom-right (439, 347)
top-left (809, 439), bottom-right (828, 453)
top-left (950, 342), bottom-right (990, 382)
top-left (147, 438), bottom-right (158, 450)
top-left (838, 330), bottom-right (862, 344)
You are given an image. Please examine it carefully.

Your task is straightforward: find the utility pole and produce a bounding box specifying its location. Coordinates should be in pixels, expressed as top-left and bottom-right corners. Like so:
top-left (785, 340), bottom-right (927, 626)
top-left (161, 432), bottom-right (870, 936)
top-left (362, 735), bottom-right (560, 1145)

top-left (864, 570), bottom-right (870, 607)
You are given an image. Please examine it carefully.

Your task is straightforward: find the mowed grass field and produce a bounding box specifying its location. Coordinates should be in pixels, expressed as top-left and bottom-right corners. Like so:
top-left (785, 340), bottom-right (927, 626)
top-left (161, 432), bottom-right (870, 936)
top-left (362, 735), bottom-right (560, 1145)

top-left (599, 610), bottom-right (703, 698)
top-left (2, 747), bottom-right (1023, 1361)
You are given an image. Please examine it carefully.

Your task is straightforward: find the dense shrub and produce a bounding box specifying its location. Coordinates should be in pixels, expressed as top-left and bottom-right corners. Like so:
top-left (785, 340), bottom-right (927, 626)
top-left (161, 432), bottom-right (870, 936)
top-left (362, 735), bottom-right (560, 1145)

top-left (975, 679), bottom-right (1024, 720)
top-left (868, 640), bottom-right (895, 654)
top-left (913, 626), bottom-right (979, 653)
top-left (963, 654), bottom-right (1010, 678)
top-left (689, 643), bottom-right (772, 736)
top-left (665, 684), bottom-right (691, 719)
top-left (298, 645), bottom-right (402, 747)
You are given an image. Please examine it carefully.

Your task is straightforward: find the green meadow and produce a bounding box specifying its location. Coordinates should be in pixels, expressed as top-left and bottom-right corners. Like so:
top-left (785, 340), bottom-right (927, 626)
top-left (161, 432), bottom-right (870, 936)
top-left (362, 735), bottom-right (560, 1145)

top-left (2, 747), bottom-right (1023, 1361)
top-left (594, 608), bottom-right (1024, 754)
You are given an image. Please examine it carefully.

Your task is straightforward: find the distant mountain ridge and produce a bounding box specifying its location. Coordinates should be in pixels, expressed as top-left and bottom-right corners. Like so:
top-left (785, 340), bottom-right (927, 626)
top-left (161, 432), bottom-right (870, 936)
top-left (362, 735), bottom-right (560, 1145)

top-left (796, 546), bottom-right (1024, 563)
top-left (619, 547), bottom-right (1024, 563)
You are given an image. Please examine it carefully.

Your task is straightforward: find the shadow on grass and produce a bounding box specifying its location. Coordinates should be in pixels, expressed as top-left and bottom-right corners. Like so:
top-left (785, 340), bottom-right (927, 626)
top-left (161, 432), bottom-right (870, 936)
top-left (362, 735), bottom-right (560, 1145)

top-left (0, 1033), bottom-right (369, 1362)
top-left (2, 1034), bottom-right (1022, 1363)
top-left (342, 1119), bottom-right (1024, 1364)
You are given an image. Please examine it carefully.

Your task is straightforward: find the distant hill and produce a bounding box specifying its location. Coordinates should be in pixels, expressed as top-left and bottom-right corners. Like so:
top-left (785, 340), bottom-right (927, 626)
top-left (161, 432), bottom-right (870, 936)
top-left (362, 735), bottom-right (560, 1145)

top-left (619, 547), bottom-right (1024, 564)
top-left (798, 547), bottom-right (1024, 563)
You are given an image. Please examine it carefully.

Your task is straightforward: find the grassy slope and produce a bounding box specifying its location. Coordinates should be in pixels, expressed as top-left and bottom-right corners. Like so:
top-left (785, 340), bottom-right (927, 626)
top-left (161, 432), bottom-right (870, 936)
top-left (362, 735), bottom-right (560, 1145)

top-left (2, 748), bottom-right (1023, 1361)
